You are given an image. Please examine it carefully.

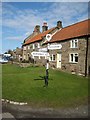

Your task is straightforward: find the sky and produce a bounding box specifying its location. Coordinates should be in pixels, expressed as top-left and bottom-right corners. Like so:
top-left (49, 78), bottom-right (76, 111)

top-left (0, 0), bottom-right (89, 53)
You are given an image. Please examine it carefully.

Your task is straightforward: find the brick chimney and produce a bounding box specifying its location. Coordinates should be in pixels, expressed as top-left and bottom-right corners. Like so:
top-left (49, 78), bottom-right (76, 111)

top-left (42, 22), bottom-right (48, 32)
top-left (57, 21), bottom-right (62, 29)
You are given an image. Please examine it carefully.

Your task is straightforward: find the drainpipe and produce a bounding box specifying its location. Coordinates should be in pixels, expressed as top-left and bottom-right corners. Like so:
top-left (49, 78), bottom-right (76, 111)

top-left (85, 36), bottom-right (88, 77)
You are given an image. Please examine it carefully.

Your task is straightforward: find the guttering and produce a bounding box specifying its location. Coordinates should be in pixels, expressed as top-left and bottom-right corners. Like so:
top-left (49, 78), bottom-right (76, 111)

top-left (85, 35), bottom-right (89, 77)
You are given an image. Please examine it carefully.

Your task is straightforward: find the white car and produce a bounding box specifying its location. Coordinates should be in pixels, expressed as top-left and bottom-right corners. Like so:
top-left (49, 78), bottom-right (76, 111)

top-left (0, 58), bottom-right (8, 63)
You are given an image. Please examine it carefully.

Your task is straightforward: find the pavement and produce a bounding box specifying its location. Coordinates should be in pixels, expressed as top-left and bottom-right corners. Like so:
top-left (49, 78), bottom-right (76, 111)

top-left (1, 113), bottom-right (16, 120)
top-left (1, 101), bottom-right (89, 119)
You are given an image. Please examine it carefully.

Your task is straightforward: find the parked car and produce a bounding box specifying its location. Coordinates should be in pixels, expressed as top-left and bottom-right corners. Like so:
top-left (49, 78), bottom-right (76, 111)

top-left (0, 58), bottom-right (8, 63)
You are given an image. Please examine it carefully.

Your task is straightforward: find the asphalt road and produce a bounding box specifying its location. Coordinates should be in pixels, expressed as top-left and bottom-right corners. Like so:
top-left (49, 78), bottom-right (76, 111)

top-left (2, 101), bottom-right (89, 119)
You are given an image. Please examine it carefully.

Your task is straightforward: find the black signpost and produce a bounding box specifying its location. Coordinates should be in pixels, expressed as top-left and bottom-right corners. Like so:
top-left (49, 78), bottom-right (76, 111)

top-left (44, 59), bottom-right (49, 87)
top-left (44, 34), bottom-right (52, 87)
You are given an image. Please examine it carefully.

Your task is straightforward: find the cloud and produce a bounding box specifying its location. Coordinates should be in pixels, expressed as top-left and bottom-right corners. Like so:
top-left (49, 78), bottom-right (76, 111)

top-left (5, 31), bottom-right (33, 41)
top-left (2, 2), bottom-right (88, 30)
top-left (1, 1), bottom-right (89, 53)
top-left (2, 2), bottom-right (88, 43)
top-left (5, 36), bottom-right (22, 41)
top-left (2, 3), bottom-right (44, 33)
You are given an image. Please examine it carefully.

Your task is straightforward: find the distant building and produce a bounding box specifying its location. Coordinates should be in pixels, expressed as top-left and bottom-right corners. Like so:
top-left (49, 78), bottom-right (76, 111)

top-left (13, 47), bottom-right (23, 62)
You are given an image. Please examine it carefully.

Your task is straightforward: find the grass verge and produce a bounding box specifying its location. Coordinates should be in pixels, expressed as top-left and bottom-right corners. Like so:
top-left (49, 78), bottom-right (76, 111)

top-left (2, 64), bottom-right (88, 108)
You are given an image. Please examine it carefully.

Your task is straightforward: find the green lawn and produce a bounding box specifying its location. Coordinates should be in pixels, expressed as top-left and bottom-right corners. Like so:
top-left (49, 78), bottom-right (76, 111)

top-left (2, 64), bottom-right (88, 108)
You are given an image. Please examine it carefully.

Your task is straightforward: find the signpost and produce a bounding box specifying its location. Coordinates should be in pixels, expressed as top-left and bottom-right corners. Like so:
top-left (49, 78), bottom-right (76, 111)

top-left (31, 51), bottom-right (49, 57)
top-left (31, 33), bottom-right (62, 87)
top-left (39, 48), bottom-right (47, 52)
top-left (48, 44), bottom-right (62, 50)
top-left (46, 34), bottom-right (52, 41)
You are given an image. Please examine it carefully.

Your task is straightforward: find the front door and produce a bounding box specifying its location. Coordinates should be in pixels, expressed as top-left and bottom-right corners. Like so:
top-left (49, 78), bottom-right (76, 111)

top-left (57, 53), bottom-right (61, 68)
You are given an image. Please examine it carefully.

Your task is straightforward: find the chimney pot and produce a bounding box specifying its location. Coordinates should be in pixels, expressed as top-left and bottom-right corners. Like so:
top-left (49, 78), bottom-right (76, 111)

top-left (43, 22), bottom-right (47, 26)
top-left (57, 21), bottom-right (62, 28)
top-left (33, 25), bottom-right (40, 33)
top-left (42, 22), bottom-right (48, 32)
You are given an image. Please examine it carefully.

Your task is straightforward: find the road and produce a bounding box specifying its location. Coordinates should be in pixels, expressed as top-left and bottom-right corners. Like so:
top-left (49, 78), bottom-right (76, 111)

top-left (2, 101), bottom-right (89, 119)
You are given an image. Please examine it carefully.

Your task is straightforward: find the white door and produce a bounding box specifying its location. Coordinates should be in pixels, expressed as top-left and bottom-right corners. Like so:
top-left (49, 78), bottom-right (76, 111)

top-left (57, 53), bottom-right (61, 68)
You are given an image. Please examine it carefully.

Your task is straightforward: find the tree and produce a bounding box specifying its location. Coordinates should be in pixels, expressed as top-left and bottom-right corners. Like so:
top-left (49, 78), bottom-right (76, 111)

top-left (7, 49), bottom-right (13, 56)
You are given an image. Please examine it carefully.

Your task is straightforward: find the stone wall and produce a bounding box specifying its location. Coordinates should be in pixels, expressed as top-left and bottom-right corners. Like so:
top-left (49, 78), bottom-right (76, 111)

top-left (49, 37), bottom-right (87, 76)
top-left (88, 37), bottom-right (90, 76)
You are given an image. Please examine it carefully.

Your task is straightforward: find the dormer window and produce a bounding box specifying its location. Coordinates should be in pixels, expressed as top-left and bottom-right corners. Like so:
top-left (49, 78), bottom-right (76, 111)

top-left (70, 39), bottom-right (78, 48)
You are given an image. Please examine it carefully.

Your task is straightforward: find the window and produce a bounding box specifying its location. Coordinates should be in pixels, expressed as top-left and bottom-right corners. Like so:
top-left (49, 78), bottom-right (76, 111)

top-left (33, 44), bottom-right (35, 49)
top-left (23, 46), bottom-right (26, 50)
top-left (37, 43), bottom-right (40, 48)
top-left (45, 55), bottom-right (47, 59)
top-left (50, 54), bottom-right (56, 61)
top-left (70, 39), bottom-right (78, 48)
top-left (39, 56), bottom-right (41, 59)
top-left (53, 55), bottom-right (55, 61)
top-left (50, 56), bottom-right (52, 61)
top-left (28, 46), bottom-right (30, 49)
top-left (28, 53), bottom-right (29, 56)
top-left (69, 53), bottom-right (78, 63)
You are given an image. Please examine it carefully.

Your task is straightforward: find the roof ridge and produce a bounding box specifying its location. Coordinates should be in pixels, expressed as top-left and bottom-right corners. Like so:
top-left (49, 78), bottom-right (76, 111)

top-left (23, 27), bottom-right (56, 45)
top-left (63, 19), bottom-right (89, 29)
top-left (50, 19), bottom-right (89, 43)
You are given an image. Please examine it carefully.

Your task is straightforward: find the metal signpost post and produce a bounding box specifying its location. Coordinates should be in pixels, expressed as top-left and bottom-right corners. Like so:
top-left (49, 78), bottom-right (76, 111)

top-left (45, 34), bottom-right (62, 87)
top-left (31, 33), bottom-right (62, 87)
top-left (45, 34), bottom-right (52, 87)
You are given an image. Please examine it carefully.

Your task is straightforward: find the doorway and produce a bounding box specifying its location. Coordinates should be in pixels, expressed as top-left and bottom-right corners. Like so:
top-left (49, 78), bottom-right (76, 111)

top-left (57, 53), bottom-right (61, 68)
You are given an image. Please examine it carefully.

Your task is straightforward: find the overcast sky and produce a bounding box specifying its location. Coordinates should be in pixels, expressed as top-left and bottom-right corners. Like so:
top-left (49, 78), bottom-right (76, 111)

top-left (0, 0), bottom-right (89, 53)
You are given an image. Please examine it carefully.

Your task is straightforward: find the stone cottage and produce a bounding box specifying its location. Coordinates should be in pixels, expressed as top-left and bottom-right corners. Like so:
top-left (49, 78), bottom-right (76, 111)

top-left (22, 19), bottom-right (90, 76)
top-left (22, 21), bottom-right (62, 64)
top-left (47, 19), bottom-right (90, 76)
top-left (13, 47), bottom-right (23, 62)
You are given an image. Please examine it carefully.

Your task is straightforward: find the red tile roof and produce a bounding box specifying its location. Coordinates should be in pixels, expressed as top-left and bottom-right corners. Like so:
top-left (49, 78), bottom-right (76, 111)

top-left (24, 27), bottom-right (55, 45)
top-left (50, 19), bottom-right (90, 43)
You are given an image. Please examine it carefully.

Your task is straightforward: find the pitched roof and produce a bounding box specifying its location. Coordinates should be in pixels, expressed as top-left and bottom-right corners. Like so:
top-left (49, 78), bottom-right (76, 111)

top-left (50, 19), bottom-right (90, 43)
top-left (24, 27), bottom-right (55, 45)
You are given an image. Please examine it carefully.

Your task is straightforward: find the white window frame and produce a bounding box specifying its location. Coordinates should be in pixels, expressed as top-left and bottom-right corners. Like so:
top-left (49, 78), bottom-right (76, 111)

top-left (28, 46), bottom-right (30, 49)
top-left (50, 54), bottom-right (56, 61)
top-left (32, 55), bottom-right (34, 59)
top-left (23, 46), bottom-right (26, 50)
top-left (70, 39), bottom-right (78, 48)
top-left (45, 55), bottom-right (47, 59)
top-left (33, 44), bottom-right (35, 49)
top-left (69, 53), bottom-right (78, 63)
top-left (39, 56), bottom-right (41, 59)
top-left (37, 43), bottom-right (40, 48)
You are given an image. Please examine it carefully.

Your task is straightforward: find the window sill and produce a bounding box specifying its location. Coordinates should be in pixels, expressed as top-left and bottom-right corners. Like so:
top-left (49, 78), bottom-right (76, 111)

top-left (69, 62), bottom-right (78, 64)
top-left (70, 47), bottom-right (78, 49)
